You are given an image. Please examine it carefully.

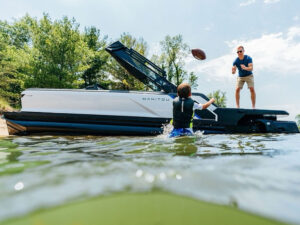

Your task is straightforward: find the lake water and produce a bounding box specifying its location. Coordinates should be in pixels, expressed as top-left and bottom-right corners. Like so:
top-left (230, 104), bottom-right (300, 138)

top-left (0, 132), bottom-right (300, 224)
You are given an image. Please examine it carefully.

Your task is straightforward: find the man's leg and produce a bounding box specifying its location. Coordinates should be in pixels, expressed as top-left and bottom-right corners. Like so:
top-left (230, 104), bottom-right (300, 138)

top-left (249, 87), bottom-right (256, 109)
top-left (236, 77), bottom-right (244, 108)
top-left (235, 87), bottom-right (241, 108)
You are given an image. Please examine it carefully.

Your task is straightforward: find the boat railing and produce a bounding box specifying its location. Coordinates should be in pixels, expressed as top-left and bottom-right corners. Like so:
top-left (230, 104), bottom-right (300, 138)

top-left (209, 109), bottom-right (218, 122)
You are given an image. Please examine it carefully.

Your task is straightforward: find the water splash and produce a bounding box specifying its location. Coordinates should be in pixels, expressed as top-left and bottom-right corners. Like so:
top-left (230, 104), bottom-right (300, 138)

top-left (194, 130), bottom-right (204, 138)
top-left (158, 123), bottom-right (174, 139)
top-left (159, 123), bottom-right (204, 139)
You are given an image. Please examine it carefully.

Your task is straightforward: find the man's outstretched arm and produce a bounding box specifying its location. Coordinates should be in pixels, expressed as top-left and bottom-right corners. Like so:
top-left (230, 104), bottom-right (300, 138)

top-left (232, 65), bottom-right (237, 74)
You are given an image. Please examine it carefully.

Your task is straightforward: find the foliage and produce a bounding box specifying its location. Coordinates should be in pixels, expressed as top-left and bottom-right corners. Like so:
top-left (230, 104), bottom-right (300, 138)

top-left (296, 114), bottom-right (300, 128)
top-left (0, 96), bottom-right (13, 112)
top-left (0, 17), bottom-right (31, 49)
top-left (0, 23), bottom-right (31, 107)
top-left (207, 90), bottom-right (227, 108)
top-left (0, 46), bottom-right (30, 106)
top-left (26, 14), bottom-right (92, 88)
top-left (82, 26), bottom-right (110, 87)
top-left (188, 72), bottom-right (198, 89)
top-left (106, 33), bottom-right (148, 90)
top-left (153, 35), bottom-right (198, 88)
top-left (1, 14), bottom-right (107, 106)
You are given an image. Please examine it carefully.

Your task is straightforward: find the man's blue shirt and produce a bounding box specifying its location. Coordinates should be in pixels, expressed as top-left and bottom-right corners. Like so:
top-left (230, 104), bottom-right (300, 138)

top-left (233, 55), bottom-right (253, 77)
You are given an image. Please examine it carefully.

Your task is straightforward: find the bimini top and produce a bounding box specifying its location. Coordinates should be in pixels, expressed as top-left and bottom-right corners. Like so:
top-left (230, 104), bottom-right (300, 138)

top-left (106, 41), bottom-right (177, 93)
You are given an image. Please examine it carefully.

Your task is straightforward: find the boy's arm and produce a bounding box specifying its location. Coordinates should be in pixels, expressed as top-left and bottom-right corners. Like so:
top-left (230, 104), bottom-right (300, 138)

top-left (193, 102), bottom-right (203, 110)
top-left (202, 98), bottom-right (215, 110)
top-left (193, 98), bottom-right (215, 110)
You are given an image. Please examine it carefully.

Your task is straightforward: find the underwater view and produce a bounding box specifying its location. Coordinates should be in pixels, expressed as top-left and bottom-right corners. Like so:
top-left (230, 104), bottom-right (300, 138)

top-left (0, 131), bottom-right (300, 224)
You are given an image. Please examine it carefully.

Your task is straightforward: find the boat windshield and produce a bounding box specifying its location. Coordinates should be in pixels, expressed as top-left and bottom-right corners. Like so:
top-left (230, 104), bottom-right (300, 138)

top-left (106, 41), bottom-right (177, 93)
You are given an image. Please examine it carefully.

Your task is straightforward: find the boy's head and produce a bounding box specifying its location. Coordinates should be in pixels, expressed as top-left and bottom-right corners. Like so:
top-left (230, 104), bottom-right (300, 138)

top-left (177, 83), bottom-right (191, 98)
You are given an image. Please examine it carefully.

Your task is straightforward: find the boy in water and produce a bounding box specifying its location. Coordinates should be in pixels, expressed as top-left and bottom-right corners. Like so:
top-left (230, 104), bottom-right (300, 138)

top-left (170, 83), bottom-right (215, 137)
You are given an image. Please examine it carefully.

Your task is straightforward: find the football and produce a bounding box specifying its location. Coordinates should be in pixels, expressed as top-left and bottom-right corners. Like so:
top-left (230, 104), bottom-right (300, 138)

top-left (191, 48), bottom-right (206, 60)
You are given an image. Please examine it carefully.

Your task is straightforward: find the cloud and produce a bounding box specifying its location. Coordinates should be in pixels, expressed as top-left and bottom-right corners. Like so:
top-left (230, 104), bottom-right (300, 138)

top-left (60, 0), bottom-right (86, 5)
top-left (204, 24), bottom-right (214, 31)
top-left (293, 16), bottom-right (299, 21)
top-left (186, 54), bottom-right (234, 83)
top-left (186, 26), bottom-right (300, 80)
top-left (240, 0), bottom-right (256, 7)
top-left (239, 0), bottom-right (280, 7)
top-left (263, 0), bottom-right (280, 4)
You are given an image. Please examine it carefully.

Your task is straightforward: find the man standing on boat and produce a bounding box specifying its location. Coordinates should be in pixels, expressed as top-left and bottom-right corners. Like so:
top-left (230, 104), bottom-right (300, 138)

top-left (232, 46), bottom-right (256, 109)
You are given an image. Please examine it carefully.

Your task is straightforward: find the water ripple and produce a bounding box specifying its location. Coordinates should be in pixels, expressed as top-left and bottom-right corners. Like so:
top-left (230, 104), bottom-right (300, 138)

top-left (0, 133), bottom-right (299, 224)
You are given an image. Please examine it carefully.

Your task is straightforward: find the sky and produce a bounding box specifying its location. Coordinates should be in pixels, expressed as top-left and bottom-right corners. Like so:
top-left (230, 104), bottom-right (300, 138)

top-left (0, 0), bottom-right (299, 120)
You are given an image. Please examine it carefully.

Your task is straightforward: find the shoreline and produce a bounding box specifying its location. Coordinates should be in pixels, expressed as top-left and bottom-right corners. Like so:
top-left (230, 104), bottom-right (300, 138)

top-left (0, 115), bottom-right (9, 136)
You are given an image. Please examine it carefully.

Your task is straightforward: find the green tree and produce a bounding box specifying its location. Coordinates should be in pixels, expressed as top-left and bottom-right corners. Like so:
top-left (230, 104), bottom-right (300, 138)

top-left (0, 20), bottom-right (32, 107)
top-left (26, 14), bottom-right (92, 88)
top-left (82, 26), bottom-right (110, 87)
top-left (0, 17), bottom-right (31, 49)
top-left (188, 72), bottom-right (198, 89)
top-left (107, 33), bottom-right (148, 90)
top-left (153, 35), bottom-right (198, 88)
top-left (296, 114), bottom-right (300, 128)
top-left (207, 90), bottom-right (227, 108)
top-left (0, 45), bottom-right (31, 107)
top-left (0, 96), bottom-right (13, 111)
